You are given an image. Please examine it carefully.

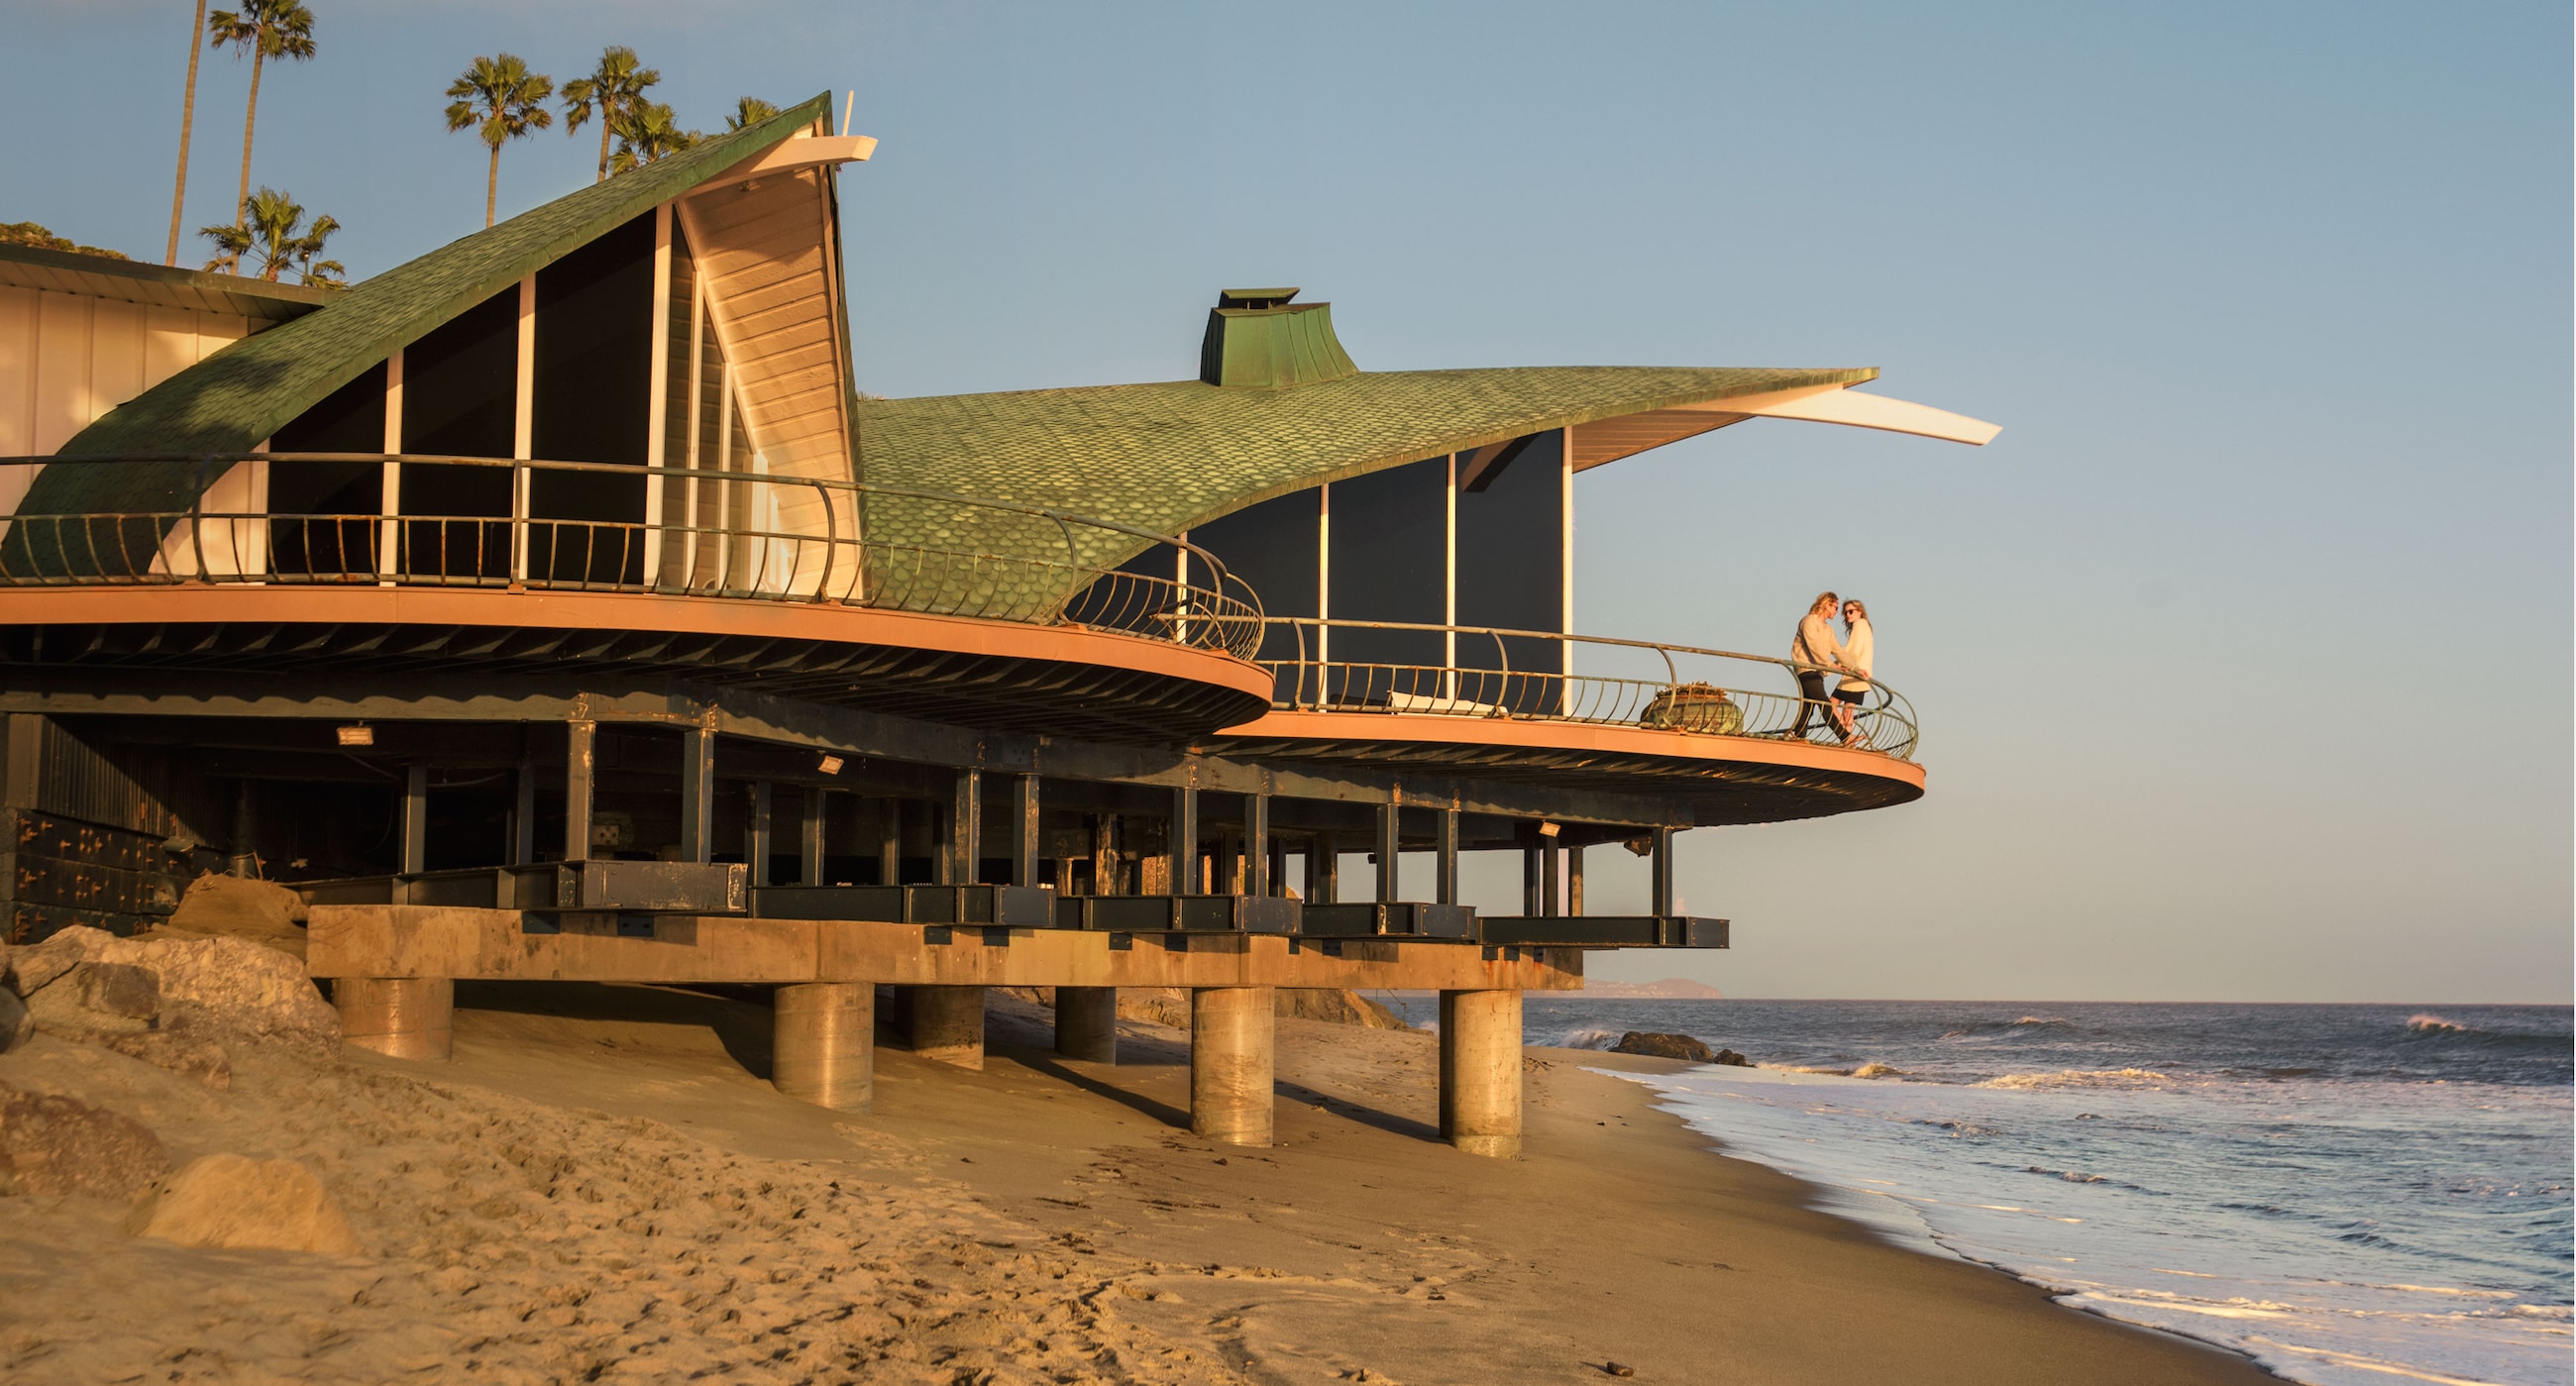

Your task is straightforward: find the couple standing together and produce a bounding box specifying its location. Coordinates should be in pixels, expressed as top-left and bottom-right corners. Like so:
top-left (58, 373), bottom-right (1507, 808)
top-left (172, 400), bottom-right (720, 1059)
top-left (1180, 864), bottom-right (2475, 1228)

top-left (1788, 591), bottom-right (1874, 746)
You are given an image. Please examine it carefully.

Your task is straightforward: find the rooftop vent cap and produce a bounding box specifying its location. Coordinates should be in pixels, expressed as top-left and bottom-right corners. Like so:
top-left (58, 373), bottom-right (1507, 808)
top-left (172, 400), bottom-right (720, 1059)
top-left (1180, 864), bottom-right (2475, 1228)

top-left (1200, 286), bottom-right (1358, 390)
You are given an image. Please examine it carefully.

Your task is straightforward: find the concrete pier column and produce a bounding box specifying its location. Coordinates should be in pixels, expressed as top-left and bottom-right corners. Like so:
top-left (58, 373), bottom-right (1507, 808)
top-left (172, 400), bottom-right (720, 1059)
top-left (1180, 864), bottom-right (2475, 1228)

top-left (1439, 989), bottom-right (1524, 1158)
top-left (1055, 986), bottom-right (1119, 1063)
top-left (911, 985), bottom-right (987, 1070)
top-left (773, 983), bottom-right (873, 1111)
top-left (336, 977), bottom-right (454, 1060)
top-left (1190, 986), bottom-right (1275, 1146)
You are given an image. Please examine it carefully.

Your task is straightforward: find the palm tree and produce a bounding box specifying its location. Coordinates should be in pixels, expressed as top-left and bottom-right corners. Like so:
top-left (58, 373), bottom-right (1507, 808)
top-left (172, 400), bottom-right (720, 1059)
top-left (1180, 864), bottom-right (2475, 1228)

top-left (445, 53), bottom-right (554, 230)
top-left (606, 100), bottom-right (700, 174)
top-left (560, 47), bottom-right (660, 183)
top-left (198, 186), bottom-right (341, 284)
top-left (205, 0), bottom-right (316, 231)
top-left (725, 96), bottom-right (779, 132)
top-left (165, 0), bottom-right (209, 266)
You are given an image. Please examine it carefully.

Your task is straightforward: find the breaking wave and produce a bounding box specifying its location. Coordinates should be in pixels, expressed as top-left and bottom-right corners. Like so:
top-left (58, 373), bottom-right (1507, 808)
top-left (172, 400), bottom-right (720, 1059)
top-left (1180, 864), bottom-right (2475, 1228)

top-left (1973, 1067), bottom-right (2175, 1091)
top-left (2408, 1013), bottom-right (2479, 1035)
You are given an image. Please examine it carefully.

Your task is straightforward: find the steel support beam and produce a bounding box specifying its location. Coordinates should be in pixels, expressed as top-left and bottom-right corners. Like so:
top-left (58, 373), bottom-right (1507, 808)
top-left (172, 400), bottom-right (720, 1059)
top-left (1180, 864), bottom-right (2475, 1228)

top-left (952, 769), bottom-right (982, 887)
top-left (877, 798), bottom-right (900, 887)
top-left (1243, 793), bottom-right (1270, 898)
top-left (745, 781), bottom-right (773, 886)
top-left (1522, 847), bottom-right (1541, 915)
top-left (400, 764), bottom-right (428, 875)
top-left (510, 760), bottom-right (537, 866)
top-left (1567, 843), bottom-right (1585, 916)
top-left (564, 719), bottom-right (595, 862)
top-left (680, 725), bottom-right (716, 864)
top-left (1013, 774), bottom-right (1039, 889)
top-left (1375, 801), bottom-right (1401, 903)
top-left (1170, 785), bottom-right (1199, 895)
top-left (1651, 825), bottom-right (1675, 917)
top-left (801, 789), bottom-right (827, 886)
top-left (1542, 844), bottom-right (1560, 918)
top-left (1436, 808), bottom-right (1459, 906)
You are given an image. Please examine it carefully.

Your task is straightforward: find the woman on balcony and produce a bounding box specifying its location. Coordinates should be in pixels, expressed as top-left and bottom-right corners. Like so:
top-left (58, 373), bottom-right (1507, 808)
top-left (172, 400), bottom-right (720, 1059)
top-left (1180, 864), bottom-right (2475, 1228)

top-left (1788, 591), bottom-right (1843, 741)
top-left (1832, 598), bottom-right (1875, 747)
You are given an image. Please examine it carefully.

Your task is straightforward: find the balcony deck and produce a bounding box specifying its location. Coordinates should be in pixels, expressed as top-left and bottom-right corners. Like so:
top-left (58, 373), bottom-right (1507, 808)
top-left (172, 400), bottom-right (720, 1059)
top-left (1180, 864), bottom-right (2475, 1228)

top-left (1203, 618), bottom-right (1925, 824)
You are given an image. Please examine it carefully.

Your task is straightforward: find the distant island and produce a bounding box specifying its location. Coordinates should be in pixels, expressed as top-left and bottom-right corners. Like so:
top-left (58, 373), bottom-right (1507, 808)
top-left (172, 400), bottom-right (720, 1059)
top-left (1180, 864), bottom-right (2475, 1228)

top-left (1581, 979), bottom-right (1726, 1000)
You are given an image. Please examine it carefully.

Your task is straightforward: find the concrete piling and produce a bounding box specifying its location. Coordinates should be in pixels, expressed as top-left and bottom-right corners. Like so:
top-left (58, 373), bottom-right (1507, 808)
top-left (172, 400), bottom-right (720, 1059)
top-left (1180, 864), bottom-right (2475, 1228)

top-left (1054, 986), bottom-right (1119, 1063)
top-left (911, 985), bottom-right (988, 1069)
top-left (1439, 988), bottom-right (1524, 1158)
top-left (773, 982), bottom-right (874, 1112)
top-left (1190, 986), bottom-right (1275, 1146)
top-left (335, 977), bottom-right (454, 1060)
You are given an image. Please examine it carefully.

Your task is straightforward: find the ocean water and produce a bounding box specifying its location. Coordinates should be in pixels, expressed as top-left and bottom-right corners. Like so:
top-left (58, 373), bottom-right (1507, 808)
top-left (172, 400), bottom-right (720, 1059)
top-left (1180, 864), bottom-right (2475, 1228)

top-left (1522, 999), bottom-right (2573, 1386)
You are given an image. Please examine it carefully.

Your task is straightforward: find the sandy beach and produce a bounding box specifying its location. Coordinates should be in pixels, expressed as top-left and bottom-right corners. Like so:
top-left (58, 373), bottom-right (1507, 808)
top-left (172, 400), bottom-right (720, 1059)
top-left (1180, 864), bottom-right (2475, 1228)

top-left (0, 980), bottom-right (2283, 1385)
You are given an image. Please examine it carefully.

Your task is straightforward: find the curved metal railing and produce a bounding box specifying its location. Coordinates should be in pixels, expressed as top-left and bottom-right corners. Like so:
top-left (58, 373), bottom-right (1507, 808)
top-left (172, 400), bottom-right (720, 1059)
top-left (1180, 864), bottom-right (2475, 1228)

top-left (0, 454), bottom-right (1265, 661)
top-left (1261, 616), bottom-right (1918, 760)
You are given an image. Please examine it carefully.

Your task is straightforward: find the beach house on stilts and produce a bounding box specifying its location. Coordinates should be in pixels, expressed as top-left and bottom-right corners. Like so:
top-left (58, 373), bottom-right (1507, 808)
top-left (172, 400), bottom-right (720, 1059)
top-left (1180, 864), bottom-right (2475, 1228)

top-left (0, 94), bottom-right (1994, 1156)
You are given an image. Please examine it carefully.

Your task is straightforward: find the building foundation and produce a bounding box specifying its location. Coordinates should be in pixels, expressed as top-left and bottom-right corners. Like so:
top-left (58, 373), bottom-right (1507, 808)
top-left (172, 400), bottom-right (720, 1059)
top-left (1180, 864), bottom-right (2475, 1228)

top-left (1190, 985), bottom-right (1274, 1146)
top-left (1054, 985), bottom-right (1118, 1063)
top-left (910, 984), bottom-right (987, 1069)
top-left (1439, 988), bottom-right (1524, 1158)
top-left (773, 982), bottom-right (874, 1112)
top-left (335, 976), bottom-right (454, 1060)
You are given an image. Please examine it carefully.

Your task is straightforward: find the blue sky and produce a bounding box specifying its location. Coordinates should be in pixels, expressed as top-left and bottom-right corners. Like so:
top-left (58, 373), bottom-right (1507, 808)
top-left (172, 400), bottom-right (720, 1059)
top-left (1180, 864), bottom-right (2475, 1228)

top-left (7, 0), bottom-right (2567, 1001)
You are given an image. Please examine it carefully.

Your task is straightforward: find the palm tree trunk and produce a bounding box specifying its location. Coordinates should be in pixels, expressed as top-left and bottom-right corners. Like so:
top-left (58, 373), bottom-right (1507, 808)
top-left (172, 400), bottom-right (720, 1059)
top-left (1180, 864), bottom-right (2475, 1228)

top-left (235, 40), bottom-right (266, 228)
top-left (485, 145), bottom-right (500, 229)
top-left (596, 123), bottom-right (612, 182)
top-left (165, 0), bottom-right (207, 266)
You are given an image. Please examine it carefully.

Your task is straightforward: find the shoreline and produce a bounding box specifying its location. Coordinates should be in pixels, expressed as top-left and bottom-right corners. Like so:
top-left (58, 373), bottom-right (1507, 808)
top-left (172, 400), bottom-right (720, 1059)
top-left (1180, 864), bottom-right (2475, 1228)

top-left (0, 985), bottom-right (2287, 1383)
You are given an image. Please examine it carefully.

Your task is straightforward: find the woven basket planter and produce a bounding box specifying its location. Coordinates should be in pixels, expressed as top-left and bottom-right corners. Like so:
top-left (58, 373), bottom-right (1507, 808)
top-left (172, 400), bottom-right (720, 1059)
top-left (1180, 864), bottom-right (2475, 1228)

top-left (1640, 682), bottom-right (1744, 735)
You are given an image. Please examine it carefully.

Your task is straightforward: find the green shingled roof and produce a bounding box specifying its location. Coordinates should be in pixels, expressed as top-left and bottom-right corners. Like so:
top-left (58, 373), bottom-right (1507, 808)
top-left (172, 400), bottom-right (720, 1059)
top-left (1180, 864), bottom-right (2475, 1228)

top-left (857, 365), bottom-right (1875, 567)
top-left (28, 93), bottom-right (835, 521)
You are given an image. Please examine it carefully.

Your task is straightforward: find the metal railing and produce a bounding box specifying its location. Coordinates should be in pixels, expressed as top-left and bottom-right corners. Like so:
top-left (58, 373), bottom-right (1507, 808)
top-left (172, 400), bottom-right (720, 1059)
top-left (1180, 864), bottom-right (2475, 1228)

top-left (1262, 617), bottom-right (1919, 760)
top-left (0, 454), bottom-right (1265, 661)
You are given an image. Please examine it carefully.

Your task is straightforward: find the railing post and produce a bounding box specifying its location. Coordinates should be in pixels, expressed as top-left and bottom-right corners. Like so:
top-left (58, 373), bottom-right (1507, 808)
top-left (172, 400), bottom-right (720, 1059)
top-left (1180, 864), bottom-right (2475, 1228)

top-left (187, 454), bottom-right (209, 582)
top-left (510, 459), bottom-right (530, 585)
top-left (811, 478), bottom-right (836, 602)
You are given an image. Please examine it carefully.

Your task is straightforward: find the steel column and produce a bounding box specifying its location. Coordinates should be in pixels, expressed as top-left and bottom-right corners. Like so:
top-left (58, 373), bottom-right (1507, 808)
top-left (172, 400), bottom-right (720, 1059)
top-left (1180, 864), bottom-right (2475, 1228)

top-left (400, 764), bottom-right (428, 876)
top-left (680, 726), bottom-right (715, 864)
top-left (801, 788), bottom-right (827, 886)
top-left (876, 798), bottom-right (900, 887)
top-left (1013, 774), bottom-right (1040, 888)
top-left (1170, 786), bottom-right (1199, 894)
top-left (1568, 844), bottom-right (1585, 916)
top-left (952, 769), bottom-right (982, 887)
top-left (1375, 801), bottom-right (1401, 903)
top-left (1522, 847), bottom-right (1541, 915)
top-left (1309, 831), bottom-right (1337, 906)
top-left (1651, 825), bottom-right (1675, 917)
top-left (1436, 808), bottom-right (1459, 906)
top-left (564, 719), bottom-right (595, 862)
top-left (1541, 844), bottom-right (1560, 917)
top-left (1243, 793), bottom-right (1270, 897)
top-left (510, 760), bottom-right (537, 866)
top-left (745, 781), bottom-right (773, 887)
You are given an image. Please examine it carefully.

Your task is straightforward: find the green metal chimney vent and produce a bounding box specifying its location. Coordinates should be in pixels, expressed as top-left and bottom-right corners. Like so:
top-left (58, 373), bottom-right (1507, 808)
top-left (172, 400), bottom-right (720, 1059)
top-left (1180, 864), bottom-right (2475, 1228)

top-left (1199, 287), bottom-right (1358, 389)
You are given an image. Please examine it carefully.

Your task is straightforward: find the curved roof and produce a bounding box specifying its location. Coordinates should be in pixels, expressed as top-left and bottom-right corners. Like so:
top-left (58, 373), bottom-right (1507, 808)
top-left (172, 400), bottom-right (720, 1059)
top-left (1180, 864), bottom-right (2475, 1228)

top-left (858, 365), bottom-right (1874, 560)
top-left (27, 93), bottom-right (835, 521)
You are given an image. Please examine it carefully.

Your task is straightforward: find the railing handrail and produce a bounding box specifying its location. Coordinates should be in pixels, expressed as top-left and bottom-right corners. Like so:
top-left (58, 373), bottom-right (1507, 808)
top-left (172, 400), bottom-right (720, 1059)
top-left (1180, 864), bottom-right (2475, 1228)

top-left (0, 451), bottom-right (1266, 661)
top-left (1255, 614), bottom-right (1918, 759)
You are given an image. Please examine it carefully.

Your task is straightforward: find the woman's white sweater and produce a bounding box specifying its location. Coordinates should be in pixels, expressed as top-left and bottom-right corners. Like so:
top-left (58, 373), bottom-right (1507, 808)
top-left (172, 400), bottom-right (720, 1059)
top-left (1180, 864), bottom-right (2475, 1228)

top-left (1837, 619), bottom-right (1874, 694)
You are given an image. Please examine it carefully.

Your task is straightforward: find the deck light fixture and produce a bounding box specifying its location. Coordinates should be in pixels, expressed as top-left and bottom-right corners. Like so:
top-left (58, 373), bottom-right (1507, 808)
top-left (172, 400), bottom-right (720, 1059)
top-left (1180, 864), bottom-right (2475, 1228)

top-left (1538, 820), bottom-right (1560, 838)
top-left (816, 753), bottom-right (845, 776)
top-left (337, 724), bottom-right (375, 747)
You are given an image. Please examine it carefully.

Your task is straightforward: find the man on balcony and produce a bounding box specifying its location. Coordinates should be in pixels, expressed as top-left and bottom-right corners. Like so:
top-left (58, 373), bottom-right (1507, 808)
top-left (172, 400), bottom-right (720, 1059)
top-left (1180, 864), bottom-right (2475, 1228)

top-left (1788, 590), bottom-right (1844, 742)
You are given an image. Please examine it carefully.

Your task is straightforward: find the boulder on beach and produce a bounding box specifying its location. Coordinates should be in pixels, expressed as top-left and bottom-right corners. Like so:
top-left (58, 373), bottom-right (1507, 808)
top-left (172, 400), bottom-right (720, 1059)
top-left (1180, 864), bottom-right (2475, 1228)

top-left (5, 926), bottom-right (337, 1051)
top-left (0, 1083), bottom-right (171, 1199)
top-left (124, 1153), bottom-right (365, 1256)
top-left (154, 873), bottom-right (311, 961)
top-left (1610, 1030), bottom-right (1741, 1064)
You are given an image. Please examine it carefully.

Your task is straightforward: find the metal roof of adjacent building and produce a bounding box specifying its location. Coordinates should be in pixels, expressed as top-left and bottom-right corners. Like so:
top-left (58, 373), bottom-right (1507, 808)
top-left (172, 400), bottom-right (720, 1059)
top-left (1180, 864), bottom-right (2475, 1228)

top-left (0, 242), bottom-right (336, 323)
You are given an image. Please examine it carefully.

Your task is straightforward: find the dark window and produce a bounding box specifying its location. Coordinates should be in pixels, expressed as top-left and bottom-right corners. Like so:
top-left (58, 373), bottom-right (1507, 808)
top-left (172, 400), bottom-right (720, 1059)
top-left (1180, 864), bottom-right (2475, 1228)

top-left (528, 213), bottom-right (655, 585)
top-left (1324, 458), bottom-right (1445, 675)
top-left (1187, 487), bottom-right (1320, 672)
top-left (1455, 429), bottom-right (1563, 709)
top-left (269, 362), bottom-right (386, 579)
top-left (397, 287), bottom-right (517, 580)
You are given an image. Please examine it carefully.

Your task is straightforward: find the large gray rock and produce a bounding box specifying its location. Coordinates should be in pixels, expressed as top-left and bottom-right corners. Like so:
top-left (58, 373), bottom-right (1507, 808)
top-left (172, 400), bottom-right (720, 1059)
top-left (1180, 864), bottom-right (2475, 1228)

top-left (7, 927), bottom-right (335, 1051)
top-left (1610, 1030), bottom-right (1717, 1063)
top-left (0, 1084), bottom-right (171, 1199)
top-left (27, 961), bottom-right (161, 1036)
top-left (125, 1153), bottom-right (364, 1256)
top-left (155, 873), bottom-right (309, 961)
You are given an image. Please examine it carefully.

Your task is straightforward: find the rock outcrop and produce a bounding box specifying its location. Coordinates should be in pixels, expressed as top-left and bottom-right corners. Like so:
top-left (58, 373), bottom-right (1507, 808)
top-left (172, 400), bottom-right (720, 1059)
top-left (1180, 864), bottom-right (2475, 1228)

top-left (0, 1084), bottom-right (171, 1198)
top-left (124, 1153), bottom-right (365, 1256)
top-left (152, 873), bottom-right (311, 961)
top-left (1610, 1030), bottom-right (1737, 1064)
top-left (6, 926), bottom-right (337, 1052)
